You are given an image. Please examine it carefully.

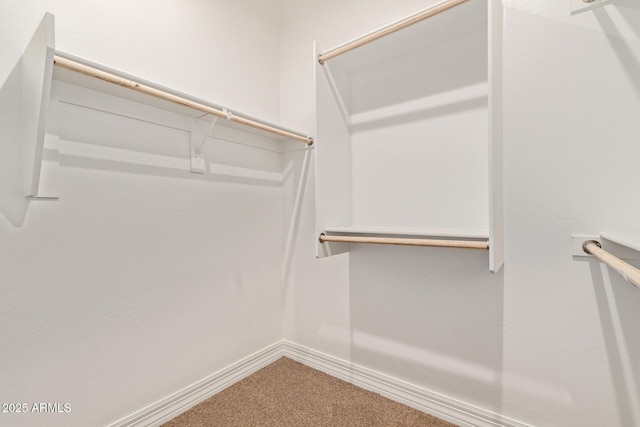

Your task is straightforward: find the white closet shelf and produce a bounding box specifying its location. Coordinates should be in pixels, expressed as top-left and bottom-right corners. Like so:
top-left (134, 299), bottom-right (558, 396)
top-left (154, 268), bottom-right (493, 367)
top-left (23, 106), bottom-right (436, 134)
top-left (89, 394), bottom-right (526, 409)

top-left (21, 12), bottom-right (312, 197)
top-left (323, 226), bottom-right (488, 240)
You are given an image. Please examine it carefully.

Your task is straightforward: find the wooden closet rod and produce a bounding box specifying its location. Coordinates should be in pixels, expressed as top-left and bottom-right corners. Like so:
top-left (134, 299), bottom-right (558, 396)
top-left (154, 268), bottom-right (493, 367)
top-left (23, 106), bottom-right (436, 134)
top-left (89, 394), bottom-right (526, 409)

top-left (53, 55), bottom-right (313, 146)
top-left (319, 233), bottom-right (489, 249)
top-left (318, 0), bottom-right (471, 64)
top-left (583, 240), bottom-right (640, 288)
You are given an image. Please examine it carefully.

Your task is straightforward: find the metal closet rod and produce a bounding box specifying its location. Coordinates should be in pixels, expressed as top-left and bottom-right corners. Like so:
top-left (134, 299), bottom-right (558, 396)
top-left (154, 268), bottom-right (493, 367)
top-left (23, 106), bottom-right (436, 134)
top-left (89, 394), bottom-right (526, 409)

top-left (318, 0), bottom-right (471, 64)
top-left (53, 55), bottom-right (313, 146)
top-left (319, 233), bottom-right (489, 249)
top-left (583, 240), bottom-right (640, 289)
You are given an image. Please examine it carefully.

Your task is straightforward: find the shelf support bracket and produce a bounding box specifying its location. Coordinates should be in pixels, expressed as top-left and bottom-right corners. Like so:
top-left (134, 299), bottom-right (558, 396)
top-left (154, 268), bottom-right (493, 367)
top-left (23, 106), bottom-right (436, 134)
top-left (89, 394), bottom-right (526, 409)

top-left (190, 116), bottom-right (217, 174)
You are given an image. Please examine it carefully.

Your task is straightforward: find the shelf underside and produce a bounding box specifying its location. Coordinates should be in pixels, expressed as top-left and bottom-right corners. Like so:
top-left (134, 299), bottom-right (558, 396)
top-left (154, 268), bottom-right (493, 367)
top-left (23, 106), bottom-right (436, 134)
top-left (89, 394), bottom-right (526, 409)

top-left (324, 226), bottom-right (489, 241)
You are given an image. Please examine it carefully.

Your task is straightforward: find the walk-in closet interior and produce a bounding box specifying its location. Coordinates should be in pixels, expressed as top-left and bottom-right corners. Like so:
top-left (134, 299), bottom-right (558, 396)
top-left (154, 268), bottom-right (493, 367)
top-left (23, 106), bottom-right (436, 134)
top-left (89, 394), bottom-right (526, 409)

top-left (1, 1), bottom-right (639, 426)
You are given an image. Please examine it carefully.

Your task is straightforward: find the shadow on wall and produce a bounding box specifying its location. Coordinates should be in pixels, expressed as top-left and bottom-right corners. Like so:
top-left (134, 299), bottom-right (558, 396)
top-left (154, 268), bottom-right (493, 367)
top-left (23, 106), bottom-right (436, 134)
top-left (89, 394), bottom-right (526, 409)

top-left (613, 0), bottom-right (640, 10)
top-left (340, 6), bottom-right (488, 117)
top-left (0, 60), bottom-right (31, 227)
top-left (594, 6), bottom-right (640, 97)
top-left (348, 244), bottom-right (505, 414)
top-left (282, 148), bottom-right (313, 286)
top-left (588, 8), bottom-right (640, 424)
top-left (589, 261), bottom-right (640, 427)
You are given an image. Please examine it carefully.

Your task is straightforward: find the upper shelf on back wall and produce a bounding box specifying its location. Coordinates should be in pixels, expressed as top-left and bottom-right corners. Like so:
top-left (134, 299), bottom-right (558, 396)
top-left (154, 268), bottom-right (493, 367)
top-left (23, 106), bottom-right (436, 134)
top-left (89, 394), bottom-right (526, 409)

top-left (20, 12), bottom-right (313, 198)
top-left (317, 0), bottom-right (488, 124)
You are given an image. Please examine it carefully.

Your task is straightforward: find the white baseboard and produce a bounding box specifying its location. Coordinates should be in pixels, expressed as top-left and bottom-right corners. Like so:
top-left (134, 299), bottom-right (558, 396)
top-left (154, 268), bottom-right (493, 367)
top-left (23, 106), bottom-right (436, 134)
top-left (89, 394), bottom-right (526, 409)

top-left (109, 340), bottom-right (528, 427)
top-left (281, 340), bottom-right (529, 427)
top-left (107, 342), bottom-right (284, 427)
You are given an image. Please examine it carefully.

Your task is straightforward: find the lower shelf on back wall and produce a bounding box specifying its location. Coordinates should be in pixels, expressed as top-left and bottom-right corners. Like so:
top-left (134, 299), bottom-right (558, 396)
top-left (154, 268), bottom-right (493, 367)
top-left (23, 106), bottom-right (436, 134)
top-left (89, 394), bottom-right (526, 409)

top-left (318, 226), bottom-right (490, 249)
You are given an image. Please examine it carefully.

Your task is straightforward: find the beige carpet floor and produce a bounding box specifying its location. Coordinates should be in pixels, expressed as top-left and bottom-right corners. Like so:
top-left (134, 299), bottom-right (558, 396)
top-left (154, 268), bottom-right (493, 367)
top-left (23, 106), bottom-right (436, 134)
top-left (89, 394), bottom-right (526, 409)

top-left (162, 357), bottom-right (456, 426)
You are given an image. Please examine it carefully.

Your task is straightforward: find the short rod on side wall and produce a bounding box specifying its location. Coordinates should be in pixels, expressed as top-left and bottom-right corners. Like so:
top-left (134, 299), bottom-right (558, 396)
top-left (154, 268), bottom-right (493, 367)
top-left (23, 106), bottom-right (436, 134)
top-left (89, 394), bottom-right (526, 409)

top-left (583, 240), bottom-right (640, 289)
top-left (318, 0), bottom-right (471, 64)
top-left (319, 233), bottom-right (489, 250)
top-left (53, 55), bottom-right (313, 146)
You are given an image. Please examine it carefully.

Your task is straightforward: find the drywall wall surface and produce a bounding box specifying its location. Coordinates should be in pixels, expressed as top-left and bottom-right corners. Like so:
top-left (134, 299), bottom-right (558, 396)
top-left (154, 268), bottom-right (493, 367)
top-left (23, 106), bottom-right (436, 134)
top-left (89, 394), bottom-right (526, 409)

top-left (501, 1), bottom-right (640, 426)
top-left (281, 0), bottom-right (640, 426)
top-left (0, 1), bottom-right (284, 427)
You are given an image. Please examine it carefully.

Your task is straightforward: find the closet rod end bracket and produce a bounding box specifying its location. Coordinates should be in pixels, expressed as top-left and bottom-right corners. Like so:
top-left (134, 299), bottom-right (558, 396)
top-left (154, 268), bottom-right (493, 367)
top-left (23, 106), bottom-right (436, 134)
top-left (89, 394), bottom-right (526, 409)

top-left (583, 239), bottom-right (602, 255)
top-left (571, 234), bottom-right (601, 257)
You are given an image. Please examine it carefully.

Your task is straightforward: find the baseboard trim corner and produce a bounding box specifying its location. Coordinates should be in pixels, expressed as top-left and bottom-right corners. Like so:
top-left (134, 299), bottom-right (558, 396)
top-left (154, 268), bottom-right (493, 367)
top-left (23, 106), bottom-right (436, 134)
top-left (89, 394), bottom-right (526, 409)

top-left (108, 340), bottom-right (528, 427)
top-left (107, 342), bottom-right (284, 427)
top-left (281, 340), bottom-right (529, 427)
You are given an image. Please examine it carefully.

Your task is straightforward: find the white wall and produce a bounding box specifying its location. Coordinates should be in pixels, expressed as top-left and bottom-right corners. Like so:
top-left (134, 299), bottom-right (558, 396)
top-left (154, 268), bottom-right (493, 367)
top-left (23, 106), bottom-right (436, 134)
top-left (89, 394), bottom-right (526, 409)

top-left (280, 1), bottom-right (640, 426)
top-left (0, 1), bottom-right (285, 427)
top-left (2, 1), bottom-right (640, 426)
top-left (502, 1), bottom-right (640, 425)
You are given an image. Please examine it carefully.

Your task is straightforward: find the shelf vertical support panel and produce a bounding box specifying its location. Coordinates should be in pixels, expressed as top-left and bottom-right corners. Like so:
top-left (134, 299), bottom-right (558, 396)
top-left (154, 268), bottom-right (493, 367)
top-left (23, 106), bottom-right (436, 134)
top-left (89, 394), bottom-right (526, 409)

top-left (488, 0), bottom-right (504, 273)
top-left (22, 12), bottom-right (56, 197)
top-left (314, 42), bottom-right (352, 258)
